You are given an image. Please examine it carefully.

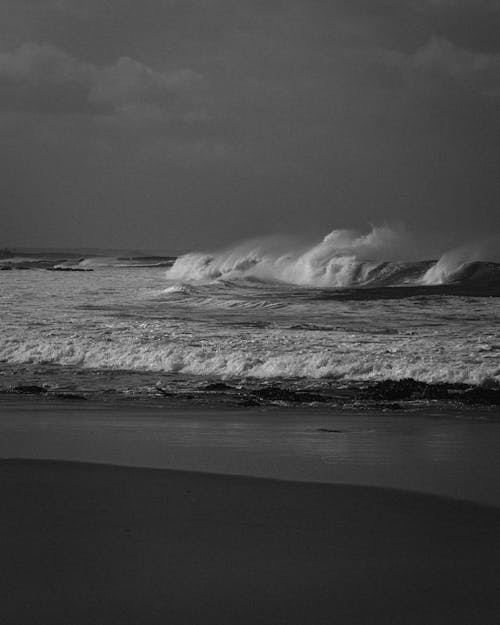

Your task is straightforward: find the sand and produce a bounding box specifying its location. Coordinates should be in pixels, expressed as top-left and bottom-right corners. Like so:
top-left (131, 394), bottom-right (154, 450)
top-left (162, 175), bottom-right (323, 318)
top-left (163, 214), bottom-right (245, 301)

top-left (2, 398), bottom-right (500, 506)
top-left (1, 458), bottom-right (499, 625)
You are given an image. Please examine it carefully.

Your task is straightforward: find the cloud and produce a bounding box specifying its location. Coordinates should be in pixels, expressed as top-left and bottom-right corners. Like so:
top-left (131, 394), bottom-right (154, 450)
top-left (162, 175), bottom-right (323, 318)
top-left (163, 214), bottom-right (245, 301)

top-left (420, 0), bottom-right (500, 9)
top-left (409, 37), bottom-right (500, 100)
top-left (0, 42), bottom-right (95, 113)
top-left (377, 36), bottom-right (500, 102)
top-left (412, 37), bottom-right (500, 77)
top-left (90, 57), bottom-right (204, 116)
top-left (0, 42), bottom-right (206, 116)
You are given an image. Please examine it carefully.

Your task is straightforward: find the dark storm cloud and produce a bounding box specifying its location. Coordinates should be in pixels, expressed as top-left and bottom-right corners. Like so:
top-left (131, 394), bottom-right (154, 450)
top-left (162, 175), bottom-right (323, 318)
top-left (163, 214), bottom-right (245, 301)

top-left (0, 43), bottom-right (96, 114)
top-left (1, 0), bottom-right (499, 250)
top-left (0, 42), bottom-right (206, 116)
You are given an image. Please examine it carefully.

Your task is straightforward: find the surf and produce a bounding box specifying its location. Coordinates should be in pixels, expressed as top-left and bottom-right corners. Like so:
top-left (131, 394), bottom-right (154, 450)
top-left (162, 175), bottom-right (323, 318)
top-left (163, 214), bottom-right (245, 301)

top-left (166, 227), bottom-right (500, 290)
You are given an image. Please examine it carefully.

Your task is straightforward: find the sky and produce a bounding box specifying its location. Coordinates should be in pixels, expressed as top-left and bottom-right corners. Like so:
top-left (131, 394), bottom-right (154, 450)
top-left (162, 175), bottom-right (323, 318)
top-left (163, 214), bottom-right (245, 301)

top-left (1, 0), bottom-right (500, 253)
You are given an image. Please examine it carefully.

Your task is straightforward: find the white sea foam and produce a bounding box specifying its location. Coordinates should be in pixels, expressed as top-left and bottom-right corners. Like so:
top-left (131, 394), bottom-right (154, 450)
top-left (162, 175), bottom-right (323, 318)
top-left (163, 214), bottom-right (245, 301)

top-left (1, 322), bottom-right (499, 386)
top-left (163, 283), bottom-right (193, 294)
top-left (166, 227), bottom-right (403, 287)
top-left (167, 228), bottom-right (500, 288)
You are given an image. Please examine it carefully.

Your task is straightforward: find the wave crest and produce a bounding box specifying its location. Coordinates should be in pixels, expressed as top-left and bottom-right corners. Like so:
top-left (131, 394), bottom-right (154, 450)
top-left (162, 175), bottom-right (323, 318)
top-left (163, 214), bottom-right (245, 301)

top-left (167, 228), bottom-right (500, 289)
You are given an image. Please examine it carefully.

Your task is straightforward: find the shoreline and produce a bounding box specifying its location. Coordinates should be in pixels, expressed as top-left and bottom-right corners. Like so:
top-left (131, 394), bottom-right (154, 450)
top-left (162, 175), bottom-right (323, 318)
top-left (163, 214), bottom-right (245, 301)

top-left (2, 458), bottom-right (500, 625)
top-left (2, 397), bottom-right (500, 507)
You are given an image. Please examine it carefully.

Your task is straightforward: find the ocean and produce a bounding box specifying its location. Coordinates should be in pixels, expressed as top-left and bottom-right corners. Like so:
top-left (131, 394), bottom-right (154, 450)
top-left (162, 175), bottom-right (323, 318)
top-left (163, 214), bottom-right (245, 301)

top-left (1, 233), bottom-right (500, 410)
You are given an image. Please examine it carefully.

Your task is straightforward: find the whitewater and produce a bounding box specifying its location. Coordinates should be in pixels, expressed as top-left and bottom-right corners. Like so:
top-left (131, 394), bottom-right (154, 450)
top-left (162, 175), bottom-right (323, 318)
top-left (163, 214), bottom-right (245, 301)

top-left (1, 229), bottom-right (499, 407)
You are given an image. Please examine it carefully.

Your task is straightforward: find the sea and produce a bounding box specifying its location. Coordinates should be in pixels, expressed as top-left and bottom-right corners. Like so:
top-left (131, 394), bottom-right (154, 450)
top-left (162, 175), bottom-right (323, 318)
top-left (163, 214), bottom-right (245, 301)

top-left (1, 230), bottom-right (500, 412)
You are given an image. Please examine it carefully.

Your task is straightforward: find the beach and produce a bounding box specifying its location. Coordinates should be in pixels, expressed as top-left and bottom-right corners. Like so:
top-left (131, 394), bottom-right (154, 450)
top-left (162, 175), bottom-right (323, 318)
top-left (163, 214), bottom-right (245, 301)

top-left (1, 398), bottom-right (500, 624)
top-left (2, 398), bottom-right (500, 505)
top-left (2, 457), bottom-right (500, 625)
top-left (3, 0), bottom-right (500, 621)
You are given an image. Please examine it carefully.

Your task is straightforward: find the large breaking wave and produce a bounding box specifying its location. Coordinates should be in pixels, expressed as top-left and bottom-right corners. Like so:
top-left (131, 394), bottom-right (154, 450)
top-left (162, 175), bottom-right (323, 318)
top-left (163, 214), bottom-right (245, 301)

top-left (167, 228), bottom-right (500, 289)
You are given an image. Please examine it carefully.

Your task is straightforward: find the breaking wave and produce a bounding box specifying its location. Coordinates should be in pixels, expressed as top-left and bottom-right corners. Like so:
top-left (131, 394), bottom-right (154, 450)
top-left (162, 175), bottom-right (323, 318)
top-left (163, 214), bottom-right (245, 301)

top-left (167, 228), bottom-right (500, 289)
top-left (2, 331), bottom-right (499, 387)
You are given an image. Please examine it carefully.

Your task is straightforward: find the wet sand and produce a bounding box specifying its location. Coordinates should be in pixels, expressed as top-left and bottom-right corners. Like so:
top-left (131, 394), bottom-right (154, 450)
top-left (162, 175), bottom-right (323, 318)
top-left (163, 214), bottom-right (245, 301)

top-left (2, 458), bottom-right (500, 625)
top-left (1, 398), bottom-right (500, 506)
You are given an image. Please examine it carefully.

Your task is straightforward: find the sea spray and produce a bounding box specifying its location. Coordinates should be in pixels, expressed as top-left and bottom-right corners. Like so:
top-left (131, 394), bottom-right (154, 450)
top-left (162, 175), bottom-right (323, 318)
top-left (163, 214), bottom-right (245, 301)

top-left (422, 236), bottom-right (500, 285)
top-left (167, 227), bottom-right (500, 288)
